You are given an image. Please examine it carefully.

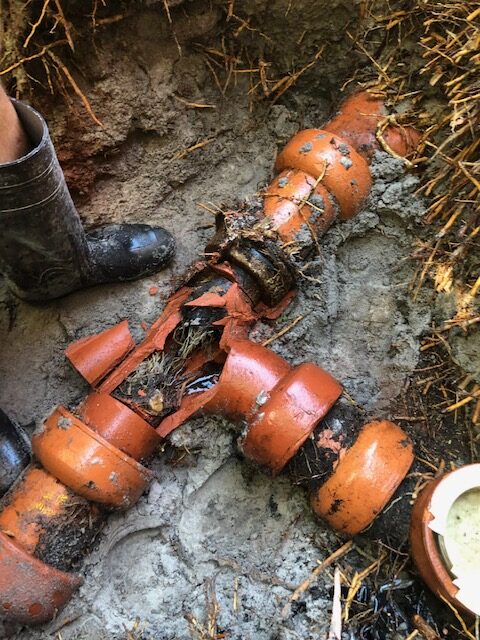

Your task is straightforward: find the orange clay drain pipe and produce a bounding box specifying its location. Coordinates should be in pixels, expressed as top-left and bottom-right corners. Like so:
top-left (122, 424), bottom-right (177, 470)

top-left (0, 90), bottom-right (419, 628)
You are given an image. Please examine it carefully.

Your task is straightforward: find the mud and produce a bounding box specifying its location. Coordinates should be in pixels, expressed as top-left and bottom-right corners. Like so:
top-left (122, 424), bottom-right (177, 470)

top-left (0, 2), bottom-right (436, 639)
top-left (34, 495), bottom-right (105, 574)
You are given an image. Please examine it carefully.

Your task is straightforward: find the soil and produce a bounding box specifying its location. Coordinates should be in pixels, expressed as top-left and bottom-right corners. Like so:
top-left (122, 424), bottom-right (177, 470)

top-left (0, 2), bottom-right (475, 639)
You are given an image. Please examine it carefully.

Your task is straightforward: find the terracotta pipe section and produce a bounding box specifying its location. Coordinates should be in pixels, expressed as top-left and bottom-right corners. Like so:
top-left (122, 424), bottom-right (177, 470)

top-left (201, 340), bottom-right (413, 532)
top-left (78, 392), bottom-right (162, 462)
top-left (310, 419), bottom-right (413, 535)
top-left (204, 341), bottom-right (290, 420)
top-left (265, 90), bottom-right (419, 244)
top-left (65, 320), bottom-right (135, 385)
top-left (324, 91), bottom-right (421, 160)
top-left (410, 464), bottom-right (480, 617)
top-left (0, 466), bottom-right (92, 558)
top-left (204, 340), bottom-right (343, 474)
top-left (240, 362), bottom-right (342, 473)
top-left (0, 392), bottom-right (158, 628)
top-left (274, 129), bottom-right (372, 221)
top-left (32, 406), bottom-right (153, 509)
top-left (0, 89), bottom-right (419, 628)
top-left (263, 170), bottom-right (336, 243)
top-left (0, 466), bottom-right (89, 627)
top-left (0, 532), bottom-right (82, 626)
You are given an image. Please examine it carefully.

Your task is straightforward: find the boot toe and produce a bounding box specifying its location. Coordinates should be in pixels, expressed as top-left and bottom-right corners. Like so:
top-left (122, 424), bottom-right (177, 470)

top-left (87, 223), bottom-right (175, 282)
top-left (130, 225), bottom-right (176, 264)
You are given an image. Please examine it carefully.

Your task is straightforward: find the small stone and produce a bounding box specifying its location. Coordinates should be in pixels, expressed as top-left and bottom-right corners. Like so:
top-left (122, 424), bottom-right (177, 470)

top-left (149, 390), bottom-right (164, 414)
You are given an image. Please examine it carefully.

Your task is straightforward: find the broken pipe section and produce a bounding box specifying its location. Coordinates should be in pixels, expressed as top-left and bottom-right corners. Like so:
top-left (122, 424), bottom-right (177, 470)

top-left (0, 89), bottom-right (419, 627)
top-left (0, 337), bottom-right (414, 628)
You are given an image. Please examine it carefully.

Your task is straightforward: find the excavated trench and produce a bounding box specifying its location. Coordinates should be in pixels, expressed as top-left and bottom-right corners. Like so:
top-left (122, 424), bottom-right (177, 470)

top-left (0, 1), bottom-right (454, 638)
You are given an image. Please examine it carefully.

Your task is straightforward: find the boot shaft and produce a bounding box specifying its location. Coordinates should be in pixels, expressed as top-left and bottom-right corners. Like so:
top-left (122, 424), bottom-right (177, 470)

top-left (0, 101), bottom-right (91, 300)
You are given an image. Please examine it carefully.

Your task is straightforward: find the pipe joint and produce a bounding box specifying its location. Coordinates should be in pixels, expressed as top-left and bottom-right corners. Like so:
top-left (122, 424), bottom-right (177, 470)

top-left (33, 406), bottom-right (152, 509)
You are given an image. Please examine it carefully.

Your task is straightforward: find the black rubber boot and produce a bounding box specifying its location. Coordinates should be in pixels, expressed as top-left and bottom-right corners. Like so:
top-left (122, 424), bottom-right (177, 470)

top-left (0, 100), bottom-right (175, 302)
top-left (87, 224), bottom-right (174, 282)
top-left (0, 409), bottom-right (31, 498)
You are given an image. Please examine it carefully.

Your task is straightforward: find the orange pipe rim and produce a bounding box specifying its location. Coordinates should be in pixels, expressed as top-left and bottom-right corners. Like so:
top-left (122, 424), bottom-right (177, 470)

top-left (311, 420), bottom-right (414, 535)
top-left (33, 406), bottom-right (152, 509)
top-left (241, 362), bottom-right (343, 474)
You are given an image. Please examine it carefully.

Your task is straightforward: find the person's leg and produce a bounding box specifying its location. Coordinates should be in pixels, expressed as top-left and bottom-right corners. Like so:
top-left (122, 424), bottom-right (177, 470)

top-left (0, 86), bottom-right (31, 163)
top-left (0, 84), bottom-right (175, 301)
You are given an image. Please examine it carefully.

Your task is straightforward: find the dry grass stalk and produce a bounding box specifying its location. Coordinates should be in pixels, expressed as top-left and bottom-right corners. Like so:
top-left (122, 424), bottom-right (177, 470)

top-left (52, 0), bottom-right (74, 50)
top-left (328, 567), bottom-right (343, 640)
top-left (185, 578), bottom-right (221, 640)
top-left (287, 540), bottom-right (354, 608)
top-left (0, 39), bottom-right (66, 77)
top-left (175, 94), bottom-right (216, 109)
top-left (23, 0), bottom-right (50, 49)
top-left (439, 594), bottom-right (476, 640)
top-left (412, 613), bottom-right (441, 640)
top-left (343, 552), bottom-right (387, 622)
top-left (47, 50), bottom-right (102, 126)
top-left (261, 314), bottom-right (304, 347)
top-left (173, 137), bottom-right (215, 161)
